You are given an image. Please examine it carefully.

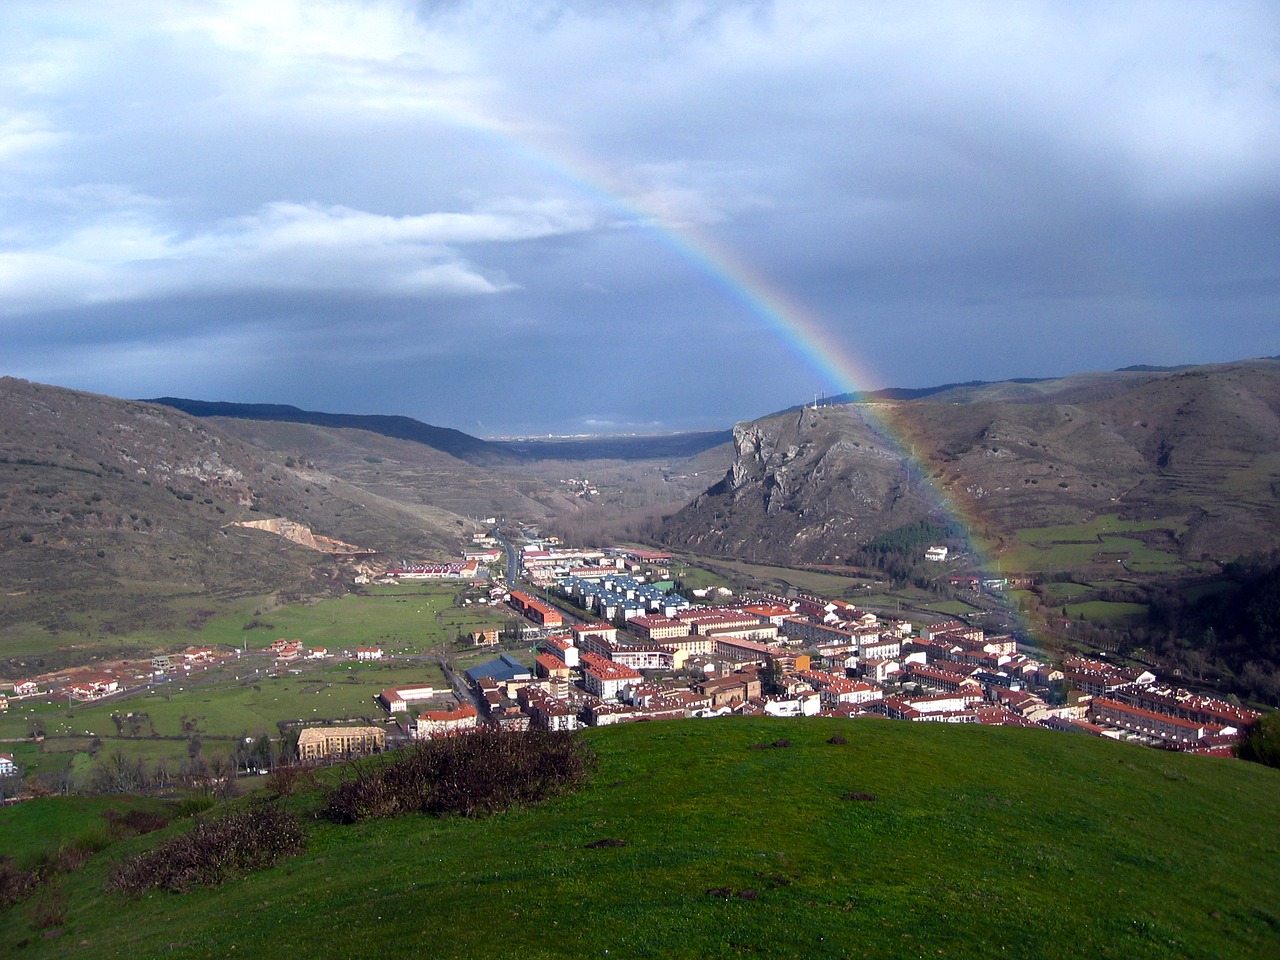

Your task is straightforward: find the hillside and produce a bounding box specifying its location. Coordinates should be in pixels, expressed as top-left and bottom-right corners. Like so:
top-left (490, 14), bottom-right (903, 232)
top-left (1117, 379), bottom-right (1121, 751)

top-left (0, 379), bottom-right (470, 647)
top-left (195, 416), bottom-right (583, 524)
top-left (661, 359), bottom-right (1280, 567)
top-left (3, 718), bottom-right (1278, 959)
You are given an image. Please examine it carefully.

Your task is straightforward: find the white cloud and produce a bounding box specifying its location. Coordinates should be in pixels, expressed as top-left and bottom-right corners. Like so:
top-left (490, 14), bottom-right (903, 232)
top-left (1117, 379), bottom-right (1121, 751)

top-left (0, 197), bottom-right (598, 312)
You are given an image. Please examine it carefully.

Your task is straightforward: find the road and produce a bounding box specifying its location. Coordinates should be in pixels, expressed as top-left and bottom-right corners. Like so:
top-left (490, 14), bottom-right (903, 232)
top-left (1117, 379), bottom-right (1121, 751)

top-left (493, 526), bottom-right (519, 584)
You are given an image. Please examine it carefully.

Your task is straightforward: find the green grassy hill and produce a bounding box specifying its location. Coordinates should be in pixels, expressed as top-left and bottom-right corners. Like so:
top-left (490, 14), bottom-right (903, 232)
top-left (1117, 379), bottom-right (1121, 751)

top-left (3, 718), bottom-right (1278, 959)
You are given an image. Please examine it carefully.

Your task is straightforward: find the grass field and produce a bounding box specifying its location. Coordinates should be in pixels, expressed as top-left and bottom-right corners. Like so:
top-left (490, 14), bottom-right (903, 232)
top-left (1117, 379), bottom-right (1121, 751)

top-left (0, 660), bottom-right (456, 782)
top-left (1038, 582), bottom-right (1095, 602)
top-left (1, 718), bottom-right (1277, 959)
top-left (996, 514), bottom-right (1194, 575)
top-left (197, 585), bottom-right (511, 654)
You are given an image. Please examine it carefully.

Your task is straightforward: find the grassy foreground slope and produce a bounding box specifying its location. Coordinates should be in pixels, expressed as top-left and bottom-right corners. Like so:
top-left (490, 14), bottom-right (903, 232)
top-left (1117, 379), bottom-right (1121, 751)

top-left (7, 717), bottom-right (1280, 960)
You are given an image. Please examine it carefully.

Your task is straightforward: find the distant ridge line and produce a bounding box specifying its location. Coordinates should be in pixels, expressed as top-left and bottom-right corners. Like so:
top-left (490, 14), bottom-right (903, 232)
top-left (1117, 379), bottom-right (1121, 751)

top-left (143, 397), bottom-right (733, 463)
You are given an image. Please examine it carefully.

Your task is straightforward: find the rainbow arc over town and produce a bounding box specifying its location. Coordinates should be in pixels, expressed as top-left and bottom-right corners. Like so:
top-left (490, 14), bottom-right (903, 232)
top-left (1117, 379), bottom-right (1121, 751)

top-left (461, 109), bottom-right (1013, 599)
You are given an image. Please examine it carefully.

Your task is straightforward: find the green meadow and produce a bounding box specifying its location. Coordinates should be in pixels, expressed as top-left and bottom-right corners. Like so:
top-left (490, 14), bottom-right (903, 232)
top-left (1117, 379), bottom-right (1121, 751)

top-left (198, 584), bottom-right (511, 654)
top-left (999, 515), bottom-right (1192, 575)
top-left (0, 660), bottom-right (454, 783)
top-left (2, 718), bottom-right (1278, 960)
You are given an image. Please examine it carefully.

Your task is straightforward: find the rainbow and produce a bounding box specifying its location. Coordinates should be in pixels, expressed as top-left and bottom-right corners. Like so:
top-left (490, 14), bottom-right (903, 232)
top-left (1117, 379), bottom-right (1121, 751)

top-left (456, 110), bottom-right (1011, 591)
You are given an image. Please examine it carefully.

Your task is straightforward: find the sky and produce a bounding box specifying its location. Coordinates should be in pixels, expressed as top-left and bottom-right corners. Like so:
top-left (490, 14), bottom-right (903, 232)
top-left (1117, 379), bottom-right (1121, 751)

top-left (2, 1), bottom-right (1278, 437)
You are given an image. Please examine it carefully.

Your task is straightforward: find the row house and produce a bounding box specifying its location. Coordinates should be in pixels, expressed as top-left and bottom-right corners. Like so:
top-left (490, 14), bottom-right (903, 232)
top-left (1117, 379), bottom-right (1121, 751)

top-left (989, 687), bottom-right (1052, 722)
top-left (797, 670), bottom-right (883, 707)
top-left (508, 590), bottom-right (564, 628)
top-left (1107, 683), bottom-right (1262, 730)
top-left (677, 609), bottom-right (761, 633)
top-left (66, 674), bottom-right (119, 700)
top-left (904, 663), bottom-right (975, 694)
top-left (356, 646), bottom-right (384, 661)
top-left (702, 623), bottom-right (780, 644)
top-left (712, 636), bottom-right (780, 669)
top-left (814, 643), bottom-right (861, 672)
top-left (522, 548), bottom-right (607, 570)
top-left (1063, 657), bottom-right (1154, 696)
top-left (782, 617), bottom-right (858, 648)
top-left (920, 621), bottom-right (984, 644)
top-left (658, 634), bottom-right (715, 656)
top-left (609, 644), bottom-right (679, 672)
top-left (859, 637), bottom-right (902, 661)
top-left (1089, 697), bottom-right (1218, 746)
top-left (879, 696), bottom-right (978, 723)
top-left (581, 652), bottom-right (643, 701)
top-left (629, 615), bottom-right (691, 643)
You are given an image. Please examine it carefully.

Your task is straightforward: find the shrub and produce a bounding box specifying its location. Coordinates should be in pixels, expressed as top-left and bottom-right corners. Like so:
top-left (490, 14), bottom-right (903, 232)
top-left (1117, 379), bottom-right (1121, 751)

top-left (322, 729), bottom-right (594, 824)
top-left (108, 803), bottom-right (304, 894)
top-left (0, 856), bottom-right (39, 909)
top-left (103, 808), bottom-right (171, 840)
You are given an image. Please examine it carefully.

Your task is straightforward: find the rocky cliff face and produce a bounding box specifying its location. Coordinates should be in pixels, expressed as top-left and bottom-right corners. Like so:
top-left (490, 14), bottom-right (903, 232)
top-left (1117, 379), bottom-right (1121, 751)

top-left (660, 404), bottom-right (938, 564)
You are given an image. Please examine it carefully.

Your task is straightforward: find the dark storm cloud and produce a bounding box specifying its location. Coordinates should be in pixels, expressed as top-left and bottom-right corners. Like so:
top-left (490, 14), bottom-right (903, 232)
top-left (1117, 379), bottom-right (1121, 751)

top-left (2, 1), bottom-right (1277, 434)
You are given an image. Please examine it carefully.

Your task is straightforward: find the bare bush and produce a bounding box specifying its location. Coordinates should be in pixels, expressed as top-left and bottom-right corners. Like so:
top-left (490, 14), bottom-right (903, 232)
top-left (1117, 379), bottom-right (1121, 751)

top-left (322, 729), bottom-right (594, 824)
top-left (108, 803), bottom-right (304, 894)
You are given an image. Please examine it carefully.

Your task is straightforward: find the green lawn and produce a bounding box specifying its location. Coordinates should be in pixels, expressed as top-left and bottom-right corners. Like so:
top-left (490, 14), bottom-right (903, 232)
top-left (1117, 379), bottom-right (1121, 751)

top-left (1, 718), bottom-right (1277, 959)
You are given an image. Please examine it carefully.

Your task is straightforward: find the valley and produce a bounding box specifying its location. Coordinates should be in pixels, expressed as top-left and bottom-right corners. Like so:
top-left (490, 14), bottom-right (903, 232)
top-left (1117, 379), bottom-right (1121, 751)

top-left (1, 361), bottom-right (1278, 957)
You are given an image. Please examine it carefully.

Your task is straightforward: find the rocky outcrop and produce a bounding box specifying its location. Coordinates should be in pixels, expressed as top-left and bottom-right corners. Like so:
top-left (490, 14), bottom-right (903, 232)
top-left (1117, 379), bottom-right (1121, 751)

top-left (660, 404), bottom-right (938, 565)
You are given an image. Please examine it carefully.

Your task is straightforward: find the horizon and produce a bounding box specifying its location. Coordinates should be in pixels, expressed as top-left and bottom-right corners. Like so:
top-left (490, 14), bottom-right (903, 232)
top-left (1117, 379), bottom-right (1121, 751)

top-left (8, 349), bottom-right (1277, 440)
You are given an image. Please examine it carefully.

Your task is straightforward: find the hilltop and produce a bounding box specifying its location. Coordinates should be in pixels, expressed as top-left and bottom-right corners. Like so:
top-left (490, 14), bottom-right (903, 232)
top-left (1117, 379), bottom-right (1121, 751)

top-left (2, 718), bottom-right (1278, 959)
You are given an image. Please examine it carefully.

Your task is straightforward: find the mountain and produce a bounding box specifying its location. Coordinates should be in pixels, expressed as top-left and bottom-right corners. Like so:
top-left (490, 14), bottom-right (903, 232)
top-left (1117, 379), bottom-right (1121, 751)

top-left (146, 398), bottom-right (732, 464)
top-left (660, 359), bottom-right (1280, 566)
top-left (0, 378), bottom-right (473, 640)
top-left (144, 398), bottom-right (512, 465)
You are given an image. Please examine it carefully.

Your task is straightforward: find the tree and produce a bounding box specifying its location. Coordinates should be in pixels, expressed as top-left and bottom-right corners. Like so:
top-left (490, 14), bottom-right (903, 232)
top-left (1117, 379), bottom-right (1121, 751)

top-left (92, 748), bottom-right (149, 793)
top-left (1237, 712), bottom-right (1280, 769)
top-left (759, 658), bottom-right (784, 697)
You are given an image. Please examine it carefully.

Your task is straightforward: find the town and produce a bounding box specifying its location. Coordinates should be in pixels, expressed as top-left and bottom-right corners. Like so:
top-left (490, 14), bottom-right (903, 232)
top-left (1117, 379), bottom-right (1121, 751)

top-left (0, 536), bottom-right (1263, 787)
top-left (251, 538), bottom-right (1265, 765)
